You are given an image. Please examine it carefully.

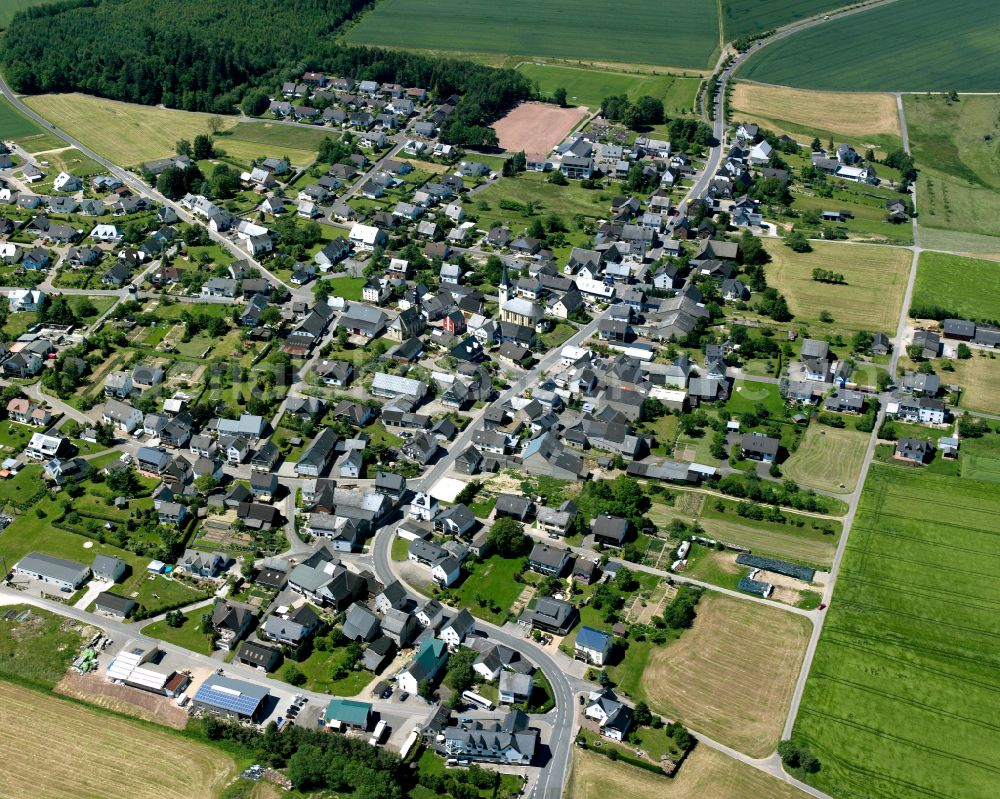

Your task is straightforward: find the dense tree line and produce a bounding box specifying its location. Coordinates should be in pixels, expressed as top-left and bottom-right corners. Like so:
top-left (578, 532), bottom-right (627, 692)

top-left (3, 0), bottom-right (531, 145)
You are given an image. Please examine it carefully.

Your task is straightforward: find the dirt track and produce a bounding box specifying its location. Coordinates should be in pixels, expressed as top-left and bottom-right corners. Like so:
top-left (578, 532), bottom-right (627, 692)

top-left (492, 101), bottom-right (587, 154)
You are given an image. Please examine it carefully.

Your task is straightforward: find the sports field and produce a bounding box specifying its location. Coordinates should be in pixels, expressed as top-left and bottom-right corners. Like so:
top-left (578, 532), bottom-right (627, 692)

top-left (23, 94), bottom-right (327, 167)
top-left (720, 0), bottom-right (847, 41)
top-left (764, 240), bottom-right (912, 332)
top-left (738, 0), bottom-right (1000, 91)
top-left (0, 682), bottom-right (234, 799)
top-left (905, 94), bottom-right (1000, 247)
top-left (912, 251), bottom-right (1000, 322)
top-left (793, 463), bottom-right (1000, 799)
top-left (641, 592), bottom-right (811, 757)
top-left (730, 83), bottom-right (901, 150)
top-left (492, 102), bottom-right (587, 154)
top-left (345, 0), bottom-right (720, 68)
top-left (650, 494), bottom-right (840, 568)
top-left (517, 63), bottom-right (701, 114)
top-left (782, 425), bottom-right (870, 494)
top-left (568, 745), bottom-right (811, 799)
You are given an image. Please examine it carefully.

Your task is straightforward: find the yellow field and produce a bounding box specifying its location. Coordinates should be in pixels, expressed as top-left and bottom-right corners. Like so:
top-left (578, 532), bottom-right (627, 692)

top-left (23, 94), bottom-right (325, 167)
top-left (782, 425), bottom-right (870, 494)
top-left (731, 83), bottom-right (900, 145)
top-left (764, 240), bottom-right (912, 332)
top-left (641, 593), bottom-right (811, 758)
top-left (0, 681), bottom-right (235, 799)
top-left (951, 353), bottom-right (1000, 416)
top-left (567, 745), bottom-right (811, 799)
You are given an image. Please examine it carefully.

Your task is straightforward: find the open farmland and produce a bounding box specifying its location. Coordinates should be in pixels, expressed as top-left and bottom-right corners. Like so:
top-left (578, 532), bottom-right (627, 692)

top-left (782, 425), bottom-right (870, 494)
top-left (792, 463), bottom-right (1000, 799)
top-left (345, 0), bottom-right (720, 69)
top-left (764, 240), bottom-right (911, 332)
top-left (649, 495), bottom-right (840, 568)
top-left (640, 592), bottom-right (811, 757)
top-left (905, 94), bottom-right (1000, 248)
top-left (517, 63), bottom-right (701, 114)
top-left (949, 354), bottom-right (1000, 416)
top-left (568, 745), bottom-right (812, 799)
top-left (213, 122), bottom-right (333, 166)
top-left (959, 433), bottom-right (1000, 483)
top-left (738, 0), bottom-right (1000, 91)
top-left (912, 251), bottom-right (1000, 322)
top-left (720, 0), bottom-right (847, 41)
top-left (0, 682), bottom-right (234, 799)
top-left (730, 83), bottom-right (901, 150)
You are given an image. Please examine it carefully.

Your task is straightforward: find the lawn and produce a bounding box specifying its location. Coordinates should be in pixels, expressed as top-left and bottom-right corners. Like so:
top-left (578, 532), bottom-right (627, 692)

top-left (792, 462), bottom-right (1000, 799)
top-left (724, 379), bottom-right (785, 416)
top-left (325, 276), bottom-right (366, 302)
top-left (911, 251), bottom-right (1000, 322)
top-left (215, 122), bottom-right (331, 167)
top-left (781, 425), bottom-right (870, 494)
top-left (23, 92), bottom-right (239, 167)
top-left (0, 682), bottom-right (235, 799)
top-left (720, 0), bottom-right (849, 41)
top-left (730, 83), bottom-right (901, 152)
top-left (958, 432), bottom-right (1000, 483)
top-left (641, 592), bottom-right (811, 758)
top-left (905, 93), bottom-right (1000, 247)
top-left (0, 463), bottom-right (48, 508)
top-left (450, 555), bottom-right (527, 625)
top-left (516, 63), bottom-right (701, 114)
top-left (280, 646), bottom-right (371, 696)
top-left (738, 0), bottom-right (1000, 91)
top-left (40, 147), bottom-right (105, 177)
top-left (763, 239), bottom-right (912, 333)
top-left (0, 421), bottom-right (33, 455)
top-left (345, 0), bottom-right (721, 69)
top-left (569, 745), bottom-right (812, 799)
top-left (0, 605), bottom-right (90, 689)
top-left (140, 612), bottom-right (215, 655)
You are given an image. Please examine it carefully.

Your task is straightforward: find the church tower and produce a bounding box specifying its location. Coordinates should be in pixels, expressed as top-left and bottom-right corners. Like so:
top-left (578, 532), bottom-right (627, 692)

top-left (498, 260), bottom-right (511, 307)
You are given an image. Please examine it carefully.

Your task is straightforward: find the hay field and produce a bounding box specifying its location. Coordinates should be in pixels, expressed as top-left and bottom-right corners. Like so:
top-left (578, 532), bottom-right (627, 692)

top-left (950, 355), bottom-right (1000, 416)
top-left (568, 746), bottom-right (811, 799)
top-left (641, 592), bottom-right (811, 757)
top-left (782, 425), bottom-right (870, 493)
top-left (0, 682), bottom-right (234, 799)
top-left (731, 83), bottom-right (900, 147)
top-left (764, 240), bottom-right (912, 332)
top-left (912, 251), bottom-right (1000, 322)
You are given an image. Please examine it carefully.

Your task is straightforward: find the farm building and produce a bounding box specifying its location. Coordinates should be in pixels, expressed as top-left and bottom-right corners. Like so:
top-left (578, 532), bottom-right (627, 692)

top-left (13, 552), bottom-right (90, 590)
top-left (192, 673), bottom-right (270, 721)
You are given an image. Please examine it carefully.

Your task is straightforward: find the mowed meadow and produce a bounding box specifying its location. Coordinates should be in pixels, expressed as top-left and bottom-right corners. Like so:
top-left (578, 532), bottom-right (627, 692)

top-left (793, 463), bottom-right (1000, 799)
top-left (738, 0), bottom-right (1000, 91)
top-left (345, 0), bottom-right (721, 68)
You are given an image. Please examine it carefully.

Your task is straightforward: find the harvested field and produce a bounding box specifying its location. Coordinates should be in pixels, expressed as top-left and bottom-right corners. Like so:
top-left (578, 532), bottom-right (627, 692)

top-left (0, 681), bottom-right (234, 799)
top-left (641, 592), bottom-right (811, 757)
top-left (781, 425), bottom-right (870, 493)
top-left (492, 102), bottom-right (587, 155)
top-left (731, 83), bottom-right (900, 146)
top-left (568, 744), bottom-right (811, 799)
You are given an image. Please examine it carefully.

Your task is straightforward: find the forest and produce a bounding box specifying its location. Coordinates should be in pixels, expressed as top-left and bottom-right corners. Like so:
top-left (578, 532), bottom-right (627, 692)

top-left (1, 0), bottom-right (531, 145)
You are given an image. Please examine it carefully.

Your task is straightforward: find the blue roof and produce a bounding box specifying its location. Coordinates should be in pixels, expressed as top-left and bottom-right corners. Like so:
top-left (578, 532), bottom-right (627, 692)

top-left (576, 626), bottom-right (611, 651)
top-left (194, 673), bottom-right (269, 716)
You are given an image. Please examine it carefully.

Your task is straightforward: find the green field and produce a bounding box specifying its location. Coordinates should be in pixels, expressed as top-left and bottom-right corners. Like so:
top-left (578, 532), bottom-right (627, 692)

top-left (516, 63), bottom-right (701, 113)
top-left (782, 425), bottom-right (870, 494)
top-left (793, 462), bottom-right (1000, 799)
top-left (0, 605), bottom-right (89, 688)
top-left (738, 0), bottom-right (1000, 91)
top-left (959, 433), bottom-right (1000, 483)
top-left (0, 0), bottom-right (58, 27)
top-left (450, 555), bottom-right (527, 625)
top-left (721, 0), bottom-right (847, 41)
top-left (905, 94), bottom-right (1000, 248)
top-left (325, 276), bottom-right (366, 301)
top-left (764, 239), bottom-right (912, 333)
top-left (216, 122), bottom-right (331, 166)
top-left (141, 613), bottom-right (215, 655)
top-left (345, 0), bottom-right (720, 68)
top-left (912, 251), bottom-right (1000, 322)
top-left (0, 95), bottom-right (47, 139)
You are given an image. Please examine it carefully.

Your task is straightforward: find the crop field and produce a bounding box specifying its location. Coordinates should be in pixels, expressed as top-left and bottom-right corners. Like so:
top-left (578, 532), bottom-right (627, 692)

top-left (568, 745), bottom-right (811, 799)
top-left (0, 682), bottom-right (234, 799)
top-left (949, 354), bottom-right (1000, 416)
top-left (641, 592), bottom-right (811, 757)
top-left (912, 251), bottom-right (1000, 322)
top-left (782, 425), bottom-right (870, 494)
top-left (793, 463), bottom-right (1000, 799)
top-left (764, 239), bottom-right (912, 333)
top-left (730, 83), bottom-right (901, 150)
top-left (649, 495), bottom-right (840, 568)
top-left (959, 433), bottom-right (1000, 483)
top-left (0, 96), bottom-right (47, 140)
top-left (905, 94), bottom-right (1000, 248)
top-left (345, 0), bottom-right (720, 68)
top-left (738, 0), bottom-right (1000, 91)
top-left (516, 63), bottom-right (701, 114)
top-left (720, 0), bottom-right (847, 41)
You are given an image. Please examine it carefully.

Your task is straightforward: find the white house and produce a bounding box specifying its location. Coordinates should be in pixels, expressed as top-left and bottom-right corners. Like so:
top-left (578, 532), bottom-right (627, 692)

top-left (439, 609), bottom-right (474, 649)
top-left (53, 171), bottom-right (82, 192)
top-left (91, 224), bottom-right (124, 243)
top-left (25, 432), bottom-right (63, 460)
top-left (8, 289), bottom-right (45, 312)
top-left (349, 223), bottom-right (388, 251)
